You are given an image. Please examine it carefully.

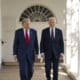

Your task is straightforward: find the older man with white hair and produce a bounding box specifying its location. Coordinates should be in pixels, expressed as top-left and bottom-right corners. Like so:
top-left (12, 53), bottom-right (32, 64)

top-left (40, 16), bottom-right (64, 80)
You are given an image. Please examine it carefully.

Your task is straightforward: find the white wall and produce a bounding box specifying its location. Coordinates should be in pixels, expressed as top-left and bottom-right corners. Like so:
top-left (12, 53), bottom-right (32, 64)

top-left (1, 0), bottom-right (66, 62)
top-left (0, 0), bottom-right (2, 68)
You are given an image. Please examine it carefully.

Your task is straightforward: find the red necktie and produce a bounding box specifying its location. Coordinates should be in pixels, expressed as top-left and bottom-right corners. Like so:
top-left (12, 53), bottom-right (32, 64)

top-left (25, 30), bottom-right (29, 44)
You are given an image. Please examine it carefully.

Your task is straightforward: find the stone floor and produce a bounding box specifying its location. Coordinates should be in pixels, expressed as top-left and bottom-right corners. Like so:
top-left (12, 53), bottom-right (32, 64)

top-left (0, 66), bottom-right (71, 80)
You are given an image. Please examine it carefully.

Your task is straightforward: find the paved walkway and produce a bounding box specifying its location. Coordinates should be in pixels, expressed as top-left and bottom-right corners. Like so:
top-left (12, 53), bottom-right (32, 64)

top-left (0, 66), bottom-right (71, 80)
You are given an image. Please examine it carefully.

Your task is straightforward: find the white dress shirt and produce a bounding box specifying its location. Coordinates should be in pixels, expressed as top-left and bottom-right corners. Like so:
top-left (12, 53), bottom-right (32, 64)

top-left (23, 28), bottom-right (30, 38)
top-left (50, 27), bottom-right (55, 38)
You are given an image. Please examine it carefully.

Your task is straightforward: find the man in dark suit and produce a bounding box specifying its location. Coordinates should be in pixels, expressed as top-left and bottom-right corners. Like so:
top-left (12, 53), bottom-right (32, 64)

top-left (40, 16), bottom-right (64, 80)
top-left (13, 17), bottom-right (38, 80)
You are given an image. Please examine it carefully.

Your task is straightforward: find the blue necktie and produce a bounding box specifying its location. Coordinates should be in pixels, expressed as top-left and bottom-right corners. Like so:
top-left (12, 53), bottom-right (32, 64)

top-left (51, 29), bottom-right (54, 40)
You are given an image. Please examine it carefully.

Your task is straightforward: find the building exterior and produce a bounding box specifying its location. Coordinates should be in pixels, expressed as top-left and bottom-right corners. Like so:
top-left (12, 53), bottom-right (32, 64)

top-left (0, 0), bottom-right (80, 79)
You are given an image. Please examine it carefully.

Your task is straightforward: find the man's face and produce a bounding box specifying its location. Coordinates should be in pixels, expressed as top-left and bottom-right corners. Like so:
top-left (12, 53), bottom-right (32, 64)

top-left (22, 18), bottom-right (30, 29)
top-left (48, 17), bottom-right (56, 28)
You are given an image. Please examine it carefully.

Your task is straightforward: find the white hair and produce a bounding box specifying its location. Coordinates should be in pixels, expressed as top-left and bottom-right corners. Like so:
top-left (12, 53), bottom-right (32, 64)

top-left (48, 16), bottom-right (56, 21)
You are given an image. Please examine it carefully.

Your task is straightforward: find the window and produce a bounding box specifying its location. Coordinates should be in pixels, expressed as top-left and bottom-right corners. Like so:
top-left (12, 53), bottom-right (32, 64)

top-left (19, 5), bottom-right (54, 22)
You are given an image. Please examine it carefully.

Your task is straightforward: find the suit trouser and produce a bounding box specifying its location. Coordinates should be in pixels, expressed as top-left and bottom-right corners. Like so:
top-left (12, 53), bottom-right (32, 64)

top-left (45, 54), bottom-right (59, 80)
top-left (18, 56), bottom-right (33, 80)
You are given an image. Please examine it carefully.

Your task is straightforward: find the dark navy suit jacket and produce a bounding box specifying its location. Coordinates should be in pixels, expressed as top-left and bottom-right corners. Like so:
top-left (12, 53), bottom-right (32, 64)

top-left (13, 28), bottom-right (38, 64)
top-left (40, 27), bottom-right (64, 59)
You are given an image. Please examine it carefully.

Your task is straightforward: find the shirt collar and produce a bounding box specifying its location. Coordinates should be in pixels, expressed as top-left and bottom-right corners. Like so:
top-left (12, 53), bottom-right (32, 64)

top-left (50, 26), bottom-right (56, 32)
top-left (23, 28), bottom-right (30, 32)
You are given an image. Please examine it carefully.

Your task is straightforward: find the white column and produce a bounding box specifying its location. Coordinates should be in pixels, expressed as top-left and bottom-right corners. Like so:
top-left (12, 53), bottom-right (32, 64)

top-left (0, 0), bottom-right (2, 69)
top-left (66, 0), bottom-right (79, 76)
top-left (78, 1), bottom-right (80, 79)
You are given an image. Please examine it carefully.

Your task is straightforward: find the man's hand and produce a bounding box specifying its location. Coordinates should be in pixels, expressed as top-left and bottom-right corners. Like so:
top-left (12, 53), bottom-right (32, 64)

top-left (40, 53), bottom-right (44, 63)
top-left (35, 54), bottom-right (38, 59)
top-left (14, 55), bottom-right (17, 61)
top-left (41, 53), bottom-right (44, 58)
top-left (59, 53), bottom-right (64, 63)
